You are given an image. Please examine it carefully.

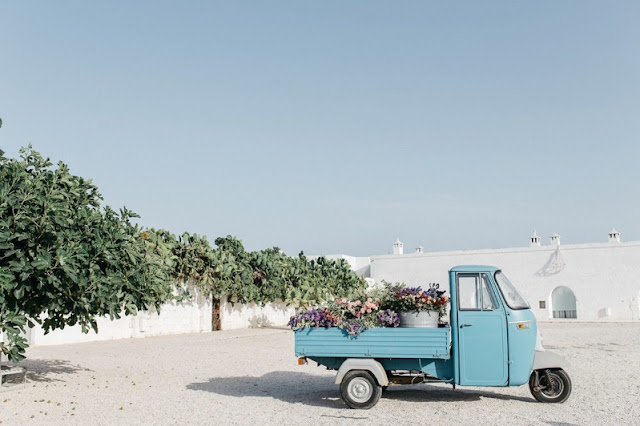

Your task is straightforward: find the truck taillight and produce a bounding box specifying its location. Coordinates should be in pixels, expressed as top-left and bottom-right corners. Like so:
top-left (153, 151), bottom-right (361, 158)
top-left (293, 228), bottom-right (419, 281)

top-left (297, 357), bottom-right (307, 365)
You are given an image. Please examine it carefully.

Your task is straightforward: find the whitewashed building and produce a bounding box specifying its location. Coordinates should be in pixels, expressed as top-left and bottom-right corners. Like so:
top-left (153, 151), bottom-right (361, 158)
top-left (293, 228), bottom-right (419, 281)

top-left (334, 230), bottom-right (640, 321)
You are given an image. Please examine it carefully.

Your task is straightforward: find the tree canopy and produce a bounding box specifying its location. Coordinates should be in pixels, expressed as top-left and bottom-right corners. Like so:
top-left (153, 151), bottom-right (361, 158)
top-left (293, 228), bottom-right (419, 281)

top-left (164, 232), bottom-right (366, 306)
top-left (0, 147), bottom-right (176, 361)
top-left (0, 147), bottom-right (365, 362)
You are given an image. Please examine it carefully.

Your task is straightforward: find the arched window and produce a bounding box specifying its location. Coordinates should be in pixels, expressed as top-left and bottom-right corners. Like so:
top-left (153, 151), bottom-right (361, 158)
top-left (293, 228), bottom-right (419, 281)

top-left (551, 286), bottom-right (577, 319)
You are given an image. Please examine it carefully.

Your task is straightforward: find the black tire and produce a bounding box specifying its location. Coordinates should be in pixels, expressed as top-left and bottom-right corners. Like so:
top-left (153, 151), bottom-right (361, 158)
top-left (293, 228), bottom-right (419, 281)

top-left (340, 370), bottom-right (382, 409)
top-left (529, 369), bottom-right (572, 403)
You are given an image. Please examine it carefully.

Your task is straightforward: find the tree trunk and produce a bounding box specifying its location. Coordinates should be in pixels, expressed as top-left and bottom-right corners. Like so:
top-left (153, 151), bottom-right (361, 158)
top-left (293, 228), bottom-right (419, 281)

top-left (211, 297), bottom-right (221, 331)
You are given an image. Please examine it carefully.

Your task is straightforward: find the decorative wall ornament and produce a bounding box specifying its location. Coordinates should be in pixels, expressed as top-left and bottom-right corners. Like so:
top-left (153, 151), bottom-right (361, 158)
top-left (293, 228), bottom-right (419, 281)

top-left (536, 246), bottom-right (566, 276)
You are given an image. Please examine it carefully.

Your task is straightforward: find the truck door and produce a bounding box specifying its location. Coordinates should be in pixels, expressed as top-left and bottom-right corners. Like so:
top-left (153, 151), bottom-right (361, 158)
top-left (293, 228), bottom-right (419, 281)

top-left (456, 273), bottom-right (508, 386)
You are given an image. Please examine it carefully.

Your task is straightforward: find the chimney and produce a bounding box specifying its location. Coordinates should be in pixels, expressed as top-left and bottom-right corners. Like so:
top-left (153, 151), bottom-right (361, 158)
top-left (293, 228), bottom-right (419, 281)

top-left (550, 232), bottom-right (560, 245)
top-left (393, 238), bottom-right (404, 255)
top-left (415, 246), bottom-right (424, 253)
top-left (608, 228), bottom-right (620, 243)
top-left (530, 231), bottom-right (541, 247)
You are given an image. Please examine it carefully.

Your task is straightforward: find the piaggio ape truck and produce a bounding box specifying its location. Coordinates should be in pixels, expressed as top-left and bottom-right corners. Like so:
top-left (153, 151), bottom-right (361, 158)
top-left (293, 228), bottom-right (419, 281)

top-left (294, 265), bottom-right (572, 409)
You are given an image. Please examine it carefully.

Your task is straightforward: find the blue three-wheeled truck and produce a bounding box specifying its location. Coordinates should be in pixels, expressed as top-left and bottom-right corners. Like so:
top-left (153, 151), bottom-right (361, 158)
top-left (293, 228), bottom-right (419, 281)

top-left (294, 266), bottom-right (572, 409)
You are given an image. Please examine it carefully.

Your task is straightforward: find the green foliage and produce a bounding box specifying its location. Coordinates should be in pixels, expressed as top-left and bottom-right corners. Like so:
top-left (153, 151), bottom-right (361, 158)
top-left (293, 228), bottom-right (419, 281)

top-left (0, 147), bottom-right (176, 362)
top-left (209, 236), bottom-right (366, 306)
top-left (0, 310), bottom-right (27, 362)
top-left (0, 145), bottom-right (366, 363)
top-left (153, 232), bottom-right (367, 307)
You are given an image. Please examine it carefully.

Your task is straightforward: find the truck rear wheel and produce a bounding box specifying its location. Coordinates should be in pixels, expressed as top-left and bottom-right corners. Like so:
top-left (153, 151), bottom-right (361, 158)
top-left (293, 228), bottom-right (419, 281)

top-left (529, 369), bottom-right (572, 403)
top-left (340, 370), bottom-right (382, 409)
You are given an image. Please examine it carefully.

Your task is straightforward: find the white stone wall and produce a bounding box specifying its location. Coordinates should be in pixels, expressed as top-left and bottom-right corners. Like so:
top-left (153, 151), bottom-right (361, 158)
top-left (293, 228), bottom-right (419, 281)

top-left (219, 296), bottom-right (296, 330)
top-left (366, 241), bottom-right (640, 321)
top-left (28, 286), bottom-right (213, 346)
top-left (26, 289), bottom-right (296, 346)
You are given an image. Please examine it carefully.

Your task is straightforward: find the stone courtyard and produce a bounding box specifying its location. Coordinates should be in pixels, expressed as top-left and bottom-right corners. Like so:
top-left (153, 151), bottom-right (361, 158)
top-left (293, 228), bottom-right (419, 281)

top-left (1, 322), bottom-right (638, 425)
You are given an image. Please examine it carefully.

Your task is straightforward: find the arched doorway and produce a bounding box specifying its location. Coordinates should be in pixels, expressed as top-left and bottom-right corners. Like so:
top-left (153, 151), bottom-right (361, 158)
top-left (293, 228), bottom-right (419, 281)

top-left (551, 286), bottom-right (577, 319)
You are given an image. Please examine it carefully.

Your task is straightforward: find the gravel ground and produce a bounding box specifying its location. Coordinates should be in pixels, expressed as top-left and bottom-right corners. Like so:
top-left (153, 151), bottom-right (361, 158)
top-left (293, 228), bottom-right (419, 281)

top-left (1, 322), bottom-right (639, 425)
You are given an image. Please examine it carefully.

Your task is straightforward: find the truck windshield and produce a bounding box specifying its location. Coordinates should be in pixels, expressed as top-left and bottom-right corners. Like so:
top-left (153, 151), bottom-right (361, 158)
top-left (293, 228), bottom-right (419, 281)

top-left (494, 271), bottom-right (529, 309)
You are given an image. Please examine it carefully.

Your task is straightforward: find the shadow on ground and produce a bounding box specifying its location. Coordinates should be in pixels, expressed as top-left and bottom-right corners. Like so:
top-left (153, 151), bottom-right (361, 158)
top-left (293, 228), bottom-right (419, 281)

top-left (188, 372), bottom-right (343, 408)
top-left (383, 386), bottom-right (533, 404)
top-left (19, 359), bottom-right (91, 382)
top-left (187, 371), bottom-right (534, 408)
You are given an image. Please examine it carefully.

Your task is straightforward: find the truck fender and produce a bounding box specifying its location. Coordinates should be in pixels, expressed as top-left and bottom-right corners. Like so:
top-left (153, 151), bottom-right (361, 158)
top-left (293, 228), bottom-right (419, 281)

top-left (334, 359), bottom-right (389, 386)
top-left (532, 350), bottom-right (570, 371)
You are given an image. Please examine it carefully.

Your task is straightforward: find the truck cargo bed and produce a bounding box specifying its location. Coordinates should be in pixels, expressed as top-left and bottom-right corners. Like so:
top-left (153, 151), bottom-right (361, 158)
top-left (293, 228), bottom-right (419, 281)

top-left (294, 327), bottom-right (451, 359)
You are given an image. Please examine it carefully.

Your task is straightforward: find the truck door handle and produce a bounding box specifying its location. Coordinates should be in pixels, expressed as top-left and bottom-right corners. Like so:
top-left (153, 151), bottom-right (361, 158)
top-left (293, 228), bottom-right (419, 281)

top-left (460, 324), bottom-right (472, 328)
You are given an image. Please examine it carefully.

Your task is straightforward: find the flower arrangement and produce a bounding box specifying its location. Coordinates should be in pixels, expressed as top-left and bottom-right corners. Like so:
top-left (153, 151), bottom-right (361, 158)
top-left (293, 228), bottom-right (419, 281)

top-left (385, 283), bottom-right (449, 316)
top-left (287, 283), bottom-right (448, 336)
top-left (288, 295), bottom-right (399, 337)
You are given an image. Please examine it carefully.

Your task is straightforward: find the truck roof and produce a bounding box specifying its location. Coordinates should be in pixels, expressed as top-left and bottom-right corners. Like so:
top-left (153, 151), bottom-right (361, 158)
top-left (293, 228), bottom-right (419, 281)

top-left (449, 265), bottom-right (501, 273)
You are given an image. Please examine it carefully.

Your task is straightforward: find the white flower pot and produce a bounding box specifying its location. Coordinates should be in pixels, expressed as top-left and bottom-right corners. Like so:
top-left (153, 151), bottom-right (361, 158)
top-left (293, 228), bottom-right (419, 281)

top-left (399, 310), bottom-right (439, 328)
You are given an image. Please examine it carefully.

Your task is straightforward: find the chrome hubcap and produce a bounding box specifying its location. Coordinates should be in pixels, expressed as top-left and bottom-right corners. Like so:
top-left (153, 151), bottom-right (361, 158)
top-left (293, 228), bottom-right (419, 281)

top-left (348, 377), bottom-right (373, 403)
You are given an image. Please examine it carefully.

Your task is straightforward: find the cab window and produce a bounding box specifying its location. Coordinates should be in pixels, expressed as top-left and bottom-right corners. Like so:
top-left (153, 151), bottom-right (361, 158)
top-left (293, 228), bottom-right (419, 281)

top-left (458, 273), bottom-right (496, 311)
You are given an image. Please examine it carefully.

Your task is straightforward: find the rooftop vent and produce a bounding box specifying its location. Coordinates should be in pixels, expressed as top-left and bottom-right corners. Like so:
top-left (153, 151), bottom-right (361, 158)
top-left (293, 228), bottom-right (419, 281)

top-left (530, 231), bottom-right (541, 247)
top-left (393, 238), bottom-right (404, 255)
top-left (608, 228), bottom-right (620, 243)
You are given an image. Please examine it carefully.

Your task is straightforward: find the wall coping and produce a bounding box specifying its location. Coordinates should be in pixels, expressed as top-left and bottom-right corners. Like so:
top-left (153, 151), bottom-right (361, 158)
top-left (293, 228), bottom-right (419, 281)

top-left (369, 240), bottom-right (640, 261)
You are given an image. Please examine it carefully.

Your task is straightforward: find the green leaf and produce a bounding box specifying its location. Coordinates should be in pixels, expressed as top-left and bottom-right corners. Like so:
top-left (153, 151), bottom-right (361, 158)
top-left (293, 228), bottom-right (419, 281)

top-left (13, 286), bottom-right (25, 299)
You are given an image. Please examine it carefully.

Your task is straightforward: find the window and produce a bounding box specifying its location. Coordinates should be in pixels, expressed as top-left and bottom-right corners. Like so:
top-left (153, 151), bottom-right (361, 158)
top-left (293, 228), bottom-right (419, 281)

top-left (459, 275), bottom-right (479, 310)
top-left (494, 271), bottom-right (529, 309)
top-left (481, 274), bottom-right (496, 310)
top-left (458, 274), bottom-right (496, 311)
top-left (539, 301), bottom-right (546, 309)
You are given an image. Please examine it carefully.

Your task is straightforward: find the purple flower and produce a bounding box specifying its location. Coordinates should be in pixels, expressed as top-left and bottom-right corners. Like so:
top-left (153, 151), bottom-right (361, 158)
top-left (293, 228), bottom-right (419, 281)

top-left (377, 309), bottom-right (400, 327)
top-left (404, 287), bottom-right (422, 296)
top-left (343, 319), bottom-right (365, 337)
top-left (425, 283), bottom-right (445, 298)
top-left (288, 307), bottom-right (338, 330)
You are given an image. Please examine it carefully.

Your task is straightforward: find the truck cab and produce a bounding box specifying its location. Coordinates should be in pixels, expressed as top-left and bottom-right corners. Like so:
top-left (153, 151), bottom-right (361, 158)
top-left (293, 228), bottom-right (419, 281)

top-left (450, 265), bottom-right (536, 387)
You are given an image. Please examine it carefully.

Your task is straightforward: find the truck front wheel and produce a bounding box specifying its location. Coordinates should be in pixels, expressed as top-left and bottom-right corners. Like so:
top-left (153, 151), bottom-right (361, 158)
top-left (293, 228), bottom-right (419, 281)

top-left (340, 370), bottom-right (382, 409)
top-left (529, 368), bottom-right (572, 403)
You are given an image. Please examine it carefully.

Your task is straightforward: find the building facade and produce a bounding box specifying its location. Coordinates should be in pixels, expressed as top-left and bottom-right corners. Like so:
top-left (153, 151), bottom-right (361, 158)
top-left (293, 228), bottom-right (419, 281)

top-left (335, 231), bottom-right (640, 321)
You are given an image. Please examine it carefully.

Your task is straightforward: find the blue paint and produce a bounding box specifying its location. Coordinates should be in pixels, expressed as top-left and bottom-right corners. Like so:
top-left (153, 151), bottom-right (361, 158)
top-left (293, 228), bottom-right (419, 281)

top-left (448, 269), bottom-right (461, 385)
top-left (456, 270), bottom-right (508, 386)
top-left (505, 305), bottom-right (538, 386)
top-left (309, 356), bottom-right (454, 381)
top-left (450, 265), bottom-right (501, 273)
top-left (295, 327), bottom-right (450, 359)
top-left (457, 310), bottom-right (508, 385)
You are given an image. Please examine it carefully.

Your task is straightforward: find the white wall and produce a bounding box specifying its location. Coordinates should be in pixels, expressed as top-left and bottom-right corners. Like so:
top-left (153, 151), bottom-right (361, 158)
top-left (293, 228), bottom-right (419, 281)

top-left (219, 296), bottom-right (296, 330)
top-left (26, 289), bottom-right (296, 346)
top-left (366, 241), bottom-right (640, 321)
top-left (28, 286), bottom-right (213, 346)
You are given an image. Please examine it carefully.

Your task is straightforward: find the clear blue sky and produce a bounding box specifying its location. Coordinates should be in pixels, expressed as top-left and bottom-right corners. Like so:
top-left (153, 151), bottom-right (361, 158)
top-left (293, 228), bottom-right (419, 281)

top-left (1, 1), bottom-right (639, 256)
